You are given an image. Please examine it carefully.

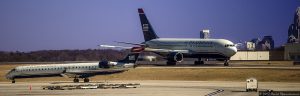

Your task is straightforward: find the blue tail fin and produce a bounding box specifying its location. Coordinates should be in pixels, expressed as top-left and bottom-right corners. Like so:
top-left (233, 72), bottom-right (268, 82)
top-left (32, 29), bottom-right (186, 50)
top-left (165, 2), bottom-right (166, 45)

top-left (138, 8), bottom-right (159, 41)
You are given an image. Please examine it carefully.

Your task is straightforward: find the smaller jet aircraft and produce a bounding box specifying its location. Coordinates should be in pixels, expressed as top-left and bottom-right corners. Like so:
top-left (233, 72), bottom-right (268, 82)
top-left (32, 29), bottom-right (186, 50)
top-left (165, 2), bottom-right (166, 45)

top-left (6, 49), bottom-right (141, 83)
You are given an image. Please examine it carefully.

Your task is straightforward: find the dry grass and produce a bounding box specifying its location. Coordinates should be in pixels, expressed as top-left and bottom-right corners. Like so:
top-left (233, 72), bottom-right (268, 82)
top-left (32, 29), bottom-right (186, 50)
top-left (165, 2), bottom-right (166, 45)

top-left (1, 64), bottom-right (300, 82)
top-left (94, 68), bottom-right (300, 82)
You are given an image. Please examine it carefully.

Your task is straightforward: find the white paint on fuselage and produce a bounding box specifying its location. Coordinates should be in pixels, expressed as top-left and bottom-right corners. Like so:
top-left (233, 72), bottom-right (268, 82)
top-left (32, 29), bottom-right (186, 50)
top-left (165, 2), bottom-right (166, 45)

top-left (6, 62), bottom-right (133, 80)
top-left (6, 63), bottom-right (98, 79)
top-left (145, 38), bottom-right (237, 57)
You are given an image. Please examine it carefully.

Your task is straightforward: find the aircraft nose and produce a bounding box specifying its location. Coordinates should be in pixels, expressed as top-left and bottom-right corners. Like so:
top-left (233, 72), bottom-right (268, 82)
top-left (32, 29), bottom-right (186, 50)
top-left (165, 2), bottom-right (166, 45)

top-left (232, 47), bottom-right (237, 53)
top-left (6, 72), bottom-right (13, 80)
top-left (230, 47), bottom-right (238, 56)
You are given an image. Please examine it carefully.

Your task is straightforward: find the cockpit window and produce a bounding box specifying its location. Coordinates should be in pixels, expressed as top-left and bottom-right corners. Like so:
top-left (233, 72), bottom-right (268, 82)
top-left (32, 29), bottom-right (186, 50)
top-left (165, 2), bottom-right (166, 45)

top-left (8, 68), bottom-right (16, 73)
top-left (225, 44), bottom-right (235, 47)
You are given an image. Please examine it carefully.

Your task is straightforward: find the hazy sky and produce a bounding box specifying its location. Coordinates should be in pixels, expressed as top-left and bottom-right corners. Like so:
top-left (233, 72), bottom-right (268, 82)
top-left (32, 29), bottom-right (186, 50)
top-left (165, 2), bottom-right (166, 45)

top-left (0, 0), bottom-right (299, 52)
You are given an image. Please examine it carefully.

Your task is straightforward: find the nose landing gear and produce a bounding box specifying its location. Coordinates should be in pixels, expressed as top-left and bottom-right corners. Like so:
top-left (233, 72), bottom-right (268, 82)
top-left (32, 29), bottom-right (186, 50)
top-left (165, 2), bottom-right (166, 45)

top-left (224, 59), bottom-right (229, 66)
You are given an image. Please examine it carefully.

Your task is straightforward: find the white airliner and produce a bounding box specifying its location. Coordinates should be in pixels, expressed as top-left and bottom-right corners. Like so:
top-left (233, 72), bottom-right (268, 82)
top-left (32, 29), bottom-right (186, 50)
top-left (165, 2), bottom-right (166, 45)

top-left (102, 8), bottom-right (237, 66)
top-left (6, 52), bottom-right (140, 83)
top-left (137, 8), bottom-right (237, 66)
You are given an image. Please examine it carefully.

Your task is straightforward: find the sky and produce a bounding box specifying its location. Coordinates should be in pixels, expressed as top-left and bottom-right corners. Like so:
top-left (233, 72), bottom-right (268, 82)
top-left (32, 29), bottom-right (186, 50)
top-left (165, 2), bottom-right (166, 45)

top-left (0, 0), bottom-right (299, 52)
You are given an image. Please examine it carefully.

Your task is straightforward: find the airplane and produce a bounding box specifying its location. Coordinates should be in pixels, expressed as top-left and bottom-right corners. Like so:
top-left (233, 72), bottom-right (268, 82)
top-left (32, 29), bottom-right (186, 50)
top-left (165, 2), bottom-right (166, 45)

top-left (102, 8), bottom-right (237, 66)
top-left (6, 51), bottom-right (141, 83)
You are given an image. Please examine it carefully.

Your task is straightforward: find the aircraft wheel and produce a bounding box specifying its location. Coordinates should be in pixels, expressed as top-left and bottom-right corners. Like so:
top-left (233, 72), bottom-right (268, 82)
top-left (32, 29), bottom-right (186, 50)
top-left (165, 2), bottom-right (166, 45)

top-left (12, 80), bottom-right (15, 83)
top-left (166, 61), bottom-right (176, 66)
top-left (73, 78), bottom-right (79, 83)
top-left (224, 61), bottom-right (229, 66)
top-left (84, 78), bottom-right (89, 83)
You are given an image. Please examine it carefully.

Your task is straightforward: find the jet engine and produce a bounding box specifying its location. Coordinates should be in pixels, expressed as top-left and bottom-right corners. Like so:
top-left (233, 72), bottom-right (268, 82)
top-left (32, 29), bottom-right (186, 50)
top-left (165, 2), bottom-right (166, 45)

top-left (98, 61), bottom-right (112, 69)
top-left (167, 52), bottom-right (183, 62)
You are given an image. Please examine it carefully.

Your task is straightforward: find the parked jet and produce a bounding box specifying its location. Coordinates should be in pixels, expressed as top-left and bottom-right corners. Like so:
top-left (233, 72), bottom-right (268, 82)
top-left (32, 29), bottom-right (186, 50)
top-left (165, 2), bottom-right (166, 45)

top-left (6, 52), bottom-right (140, 83)
top-left (136, 8), bottom-right (237, 66)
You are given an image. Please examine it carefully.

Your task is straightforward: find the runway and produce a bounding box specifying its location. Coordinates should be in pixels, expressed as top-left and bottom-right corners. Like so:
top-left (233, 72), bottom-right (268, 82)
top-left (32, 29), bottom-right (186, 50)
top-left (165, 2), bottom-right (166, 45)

top-left (1, 80), bottom-right (300, 96)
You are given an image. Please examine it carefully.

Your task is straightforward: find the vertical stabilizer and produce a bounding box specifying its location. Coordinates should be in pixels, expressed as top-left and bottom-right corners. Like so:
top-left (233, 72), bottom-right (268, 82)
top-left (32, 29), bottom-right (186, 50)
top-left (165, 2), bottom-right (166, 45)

top-left (138, 8), bottom-right (159, 41)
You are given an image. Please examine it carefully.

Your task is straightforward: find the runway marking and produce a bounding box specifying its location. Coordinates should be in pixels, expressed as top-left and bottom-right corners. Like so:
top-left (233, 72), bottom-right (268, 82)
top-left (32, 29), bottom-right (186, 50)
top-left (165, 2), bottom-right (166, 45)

top-left (205, 89), bottom-right (224, 96)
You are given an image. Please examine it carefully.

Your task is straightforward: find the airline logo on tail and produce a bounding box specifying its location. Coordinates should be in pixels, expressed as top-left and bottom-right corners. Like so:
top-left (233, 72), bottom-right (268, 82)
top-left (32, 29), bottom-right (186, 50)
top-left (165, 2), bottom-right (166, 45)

top-left (138, 8), bottom-right (159, 41)
top-left (143, 24), bottom-right (149, 31)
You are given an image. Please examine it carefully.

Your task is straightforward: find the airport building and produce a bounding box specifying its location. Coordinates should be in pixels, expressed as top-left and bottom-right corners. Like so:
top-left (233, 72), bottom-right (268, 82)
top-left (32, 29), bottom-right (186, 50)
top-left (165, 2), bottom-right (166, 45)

top-left (245, 42), bottom-right (255, 50)
top-left (284, 43), bottom-right (300, 61)
top-left (231, 50), bottom-right (285, 61)
top-left (200, 29), bottom-right (210, 39)
top-left (231, 51), bottom-right (269, 60)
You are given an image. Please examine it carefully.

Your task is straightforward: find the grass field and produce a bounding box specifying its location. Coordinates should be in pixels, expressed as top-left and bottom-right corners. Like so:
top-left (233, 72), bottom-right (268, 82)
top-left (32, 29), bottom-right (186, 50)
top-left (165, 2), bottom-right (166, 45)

top-left (1, 64), bottom-right (300, 82)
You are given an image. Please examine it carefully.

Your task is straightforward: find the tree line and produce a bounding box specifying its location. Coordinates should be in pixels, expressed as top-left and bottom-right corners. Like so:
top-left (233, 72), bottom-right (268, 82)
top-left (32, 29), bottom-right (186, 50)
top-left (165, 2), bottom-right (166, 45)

top-left (0, 49), bottom-right (128, 62)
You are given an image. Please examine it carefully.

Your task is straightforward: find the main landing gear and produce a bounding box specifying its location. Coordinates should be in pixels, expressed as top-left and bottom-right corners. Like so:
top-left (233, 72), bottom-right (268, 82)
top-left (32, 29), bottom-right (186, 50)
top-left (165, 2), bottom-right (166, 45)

top-left (84, 78), bottom-right (89, 83)
top-left (12, 79), bottom-right (15, 83)
top-left (194, 58), bottom-right (204, 65)
top-left (73, 78), bottom-right (90, 83)
top-left (73, 78), bottom-right (79, 83)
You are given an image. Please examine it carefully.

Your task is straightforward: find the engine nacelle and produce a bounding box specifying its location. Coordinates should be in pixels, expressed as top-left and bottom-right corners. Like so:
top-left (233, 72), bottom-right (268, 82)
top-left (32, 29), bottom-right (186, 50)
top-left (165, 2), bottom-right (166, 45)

top-left (99, 61), bottom-right (112, 69)
top-left (167, 52), bottom-right (183, 62)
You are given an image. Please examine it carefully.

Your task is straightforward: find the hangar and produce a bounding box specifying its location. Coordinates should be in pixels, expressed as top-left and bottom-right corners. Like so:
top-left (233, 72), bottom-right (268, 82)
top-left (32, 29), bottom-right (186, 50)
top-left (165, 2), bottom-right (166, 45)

top-left (230, 51), bottom-right (269, 60)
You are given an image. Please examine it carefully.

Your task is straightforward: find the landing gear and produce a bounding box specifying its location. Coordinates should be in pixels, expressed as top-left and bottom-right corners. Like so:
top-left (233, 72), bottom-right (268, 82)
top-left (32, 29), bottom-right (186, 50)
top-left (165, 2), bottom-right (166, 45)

top-left (194, 58), bottom-right (204, 65)
top-left (73, 78), bottom-right (79, 83)
top-left (224, 59), bottom-right (229, 66)
top-left (84, 78), bottom-right (89, 83)
top-left (166, 61), bottom-right (176, 66)
top-left (12, 79), bottom-right (15, 83)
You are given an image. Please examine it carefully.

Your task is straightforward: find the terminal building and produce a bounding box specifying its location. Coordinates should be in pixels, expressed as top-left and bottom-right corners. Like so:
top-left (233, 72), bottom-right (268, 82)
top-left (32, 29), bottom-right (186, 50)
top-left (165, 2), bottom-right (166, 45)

top-left (231, 51), bottom-right (269, 60)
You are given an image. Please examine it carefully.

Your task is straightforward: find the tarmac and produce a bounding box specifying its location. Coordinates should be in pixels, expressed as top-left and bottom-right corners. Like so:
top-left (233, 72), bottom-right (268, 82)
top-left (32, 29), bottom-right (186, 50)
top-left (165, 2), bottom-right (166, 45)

top-left (1, 61), bottom-right (299, 96)
top-left (1, 80), bottom-right (300, 96)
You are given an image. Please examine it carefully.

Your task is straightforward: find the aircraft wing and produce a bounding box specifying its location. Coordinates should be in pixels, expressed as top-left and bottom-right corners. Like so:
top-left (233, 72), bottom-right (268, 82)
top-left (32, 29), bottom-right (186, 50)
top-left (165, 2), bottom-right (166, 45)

top-left (98, 45), bottom-right (132, 49)
top-left (144, 48), bottom-right (190, 53)
top-left (99, 45), bottom-right (190, 53)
